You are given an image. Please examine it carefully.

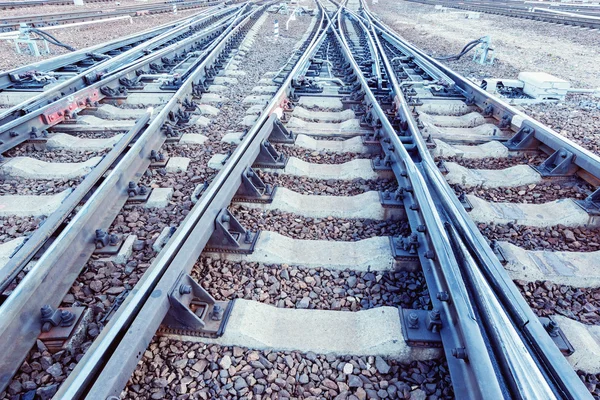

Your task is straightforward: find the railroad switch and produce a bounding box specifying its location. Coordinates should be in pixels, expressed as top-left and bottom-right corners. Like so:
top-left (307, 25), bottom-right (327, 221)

top-left (161, 272), bottom-right (233, 338)
top-left (540, 317), bottom-right (575, 356)
top-left (400, 308), bottom-right (443, 348)
top-left (38, 305), bottom-right (89, 353)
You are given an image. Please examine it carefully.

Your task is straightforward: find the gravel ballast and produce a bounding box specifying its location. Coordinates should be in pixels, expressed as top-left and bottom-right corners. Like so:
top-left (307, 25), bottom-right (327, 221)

top-left (121, 338), bottom-right (453, 399)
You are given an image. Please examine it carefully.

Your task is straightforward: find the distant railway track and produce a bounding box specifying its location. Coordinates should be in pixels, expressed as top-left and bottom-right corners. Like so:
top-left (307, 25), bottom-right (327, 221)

top-left (406, 0), bottom-right (600, 29)
top-left (0, 0), bottom-right (224, 32)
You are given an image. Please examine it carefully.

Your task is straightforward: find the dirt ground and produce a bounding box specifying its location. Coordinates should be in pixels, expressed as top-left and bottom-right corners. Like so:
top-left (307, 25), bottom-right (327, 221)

top-left (369, 0), bottom-right (600, 89)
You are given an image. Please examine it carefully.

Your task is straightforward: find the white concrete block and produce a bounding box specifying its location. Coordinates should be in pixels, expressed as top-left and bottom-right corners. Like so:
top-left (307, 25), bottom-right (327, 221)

top-left (1, 156), bottom-right (102, 180)
top-left (198, 104), bottom-right (220, 116)
top-left (165, 157), bottom-right (190, 173)
top-left (200, 93), bottom-right (226, 104)
top-left (46, 133), bottom-right (124, 151)
top-left (179, 134), bottom-right (208, 145)
top-left (417, 100), bottom-right (473, 116)
top-left (91, 104), bottom-right (149, 120)
top-left (252, 85), bottom-right (278, 94)
top-left (207, 84), bottom-right (229, 94)
top-left (245, 105), bottom-right (264, 115)
top-left (191, 115), bottom-right (211, 127)
top-left (59, 115), bottom-right (135, 132)
top-left (431, 140), bottom-right (509, 159)
top-left (222, 70), bottom-right (246, 77)
top-left (556, 315), bottom-right (600, 374)
top-left (423, 121), bottom-right (509, 144)
top-left (191, 299), bottom-right (442, 360)
top-left (0, 189), bottom-right (71, 217)
top-left (286, 117), bottom-right (365, 136)
top-left (264, 157), bottom-right (389, 181)
top-left (294, 135), bottom-right (368, 154)
top-left (216, 231), bottom-right (395, 272)
top-left (298, 96), bottom-right (343, 110)
top-left (241, 188), bottom-right (402, 220)
top-left (419, 111), bottom-right (485, 128)
top-left (213, 77), bottom-right (239, 85)
top-left (145, 188), bottom-right (173, 208)
top-left (444, 163), bottom-right (542, 188)
top-left (241, 115), bottom-right (257, 127)
top-left (113, 234), bottom-right (137, 265)
top-left (221, 132), bottom-right (244, 145)
top-left (208, 153), bottom-right (228, 170)
top-left (499, 241), bottom-right (600, 287)
top-left (467, 196), bottom-right (597, 228)
top-left (292, 106), bottom-right (355, 122)
top-left (152, 226), bottom-right (173, 252)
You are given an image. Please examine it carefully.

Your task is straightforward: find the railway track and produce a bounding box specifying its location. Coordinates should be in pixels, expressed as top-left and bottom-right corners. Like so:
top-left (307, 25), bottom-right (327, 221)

top-left (0, 0), bottom-right (224, 33)
top-left (0, 0), bottom-right (599, 398)
top-left (405, 0), bottom-right (600, 30)
top-left (0, 0), bottom-right (115, 10)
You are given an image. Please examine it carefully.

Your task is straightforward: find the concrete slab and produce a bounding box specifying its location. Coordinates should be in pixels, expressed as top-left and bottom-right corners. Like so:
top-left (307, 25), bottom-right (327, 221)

top-left (213, 231), bottom-right (396, 272)
top-left (221, 132), bottom-right (244, 145)
top-left (0, 189), bottom-right (71, 217)
top-left (417, 100), bottom-right (475, 116)
top-left (252, 85), bottom-right (278, 94)
top-left (119, 92), bottom-right (173, 106)
top-left (152, 226), bottom-right (173, 252)
top-left (420, 111), bottom-right (486, 128)
top-left (0, 237), bottom-right (26, 270)
top-left (467, 196), bottom-right (597, 228)
top-left (445, 163), bottom-right (542, 188)
top-left (183, 299), bottom-right (442, 361)
top-left (263, 157), bottom-right (390, 181)
top-left (55, 115), bottom-right (135, 132)
top-left (243, 95), bottom-right (272, 105)
top-left (245, 105), bottom-right (264, 115)
top-left (208, 153), bottom-right (228, 170)
top-left (165, 157), bottom-right (190, 173)
top-left (239, 188), bottom-right (403, 220)
top-left (179, 134), bottom-right (208, 145)
top-left (286, 117), bottom-right (367, 137)
top-left (294, 134), bottom-right (369, 154)
top-left (145, 188), bottom-right (173, 208)
top-left (298, 96), bottom-right (343, 110)
top-left (1, 156), bottom-right (101, 180)
top-left (89, 104), bottom-right (149, 120)
top-left (423, 122), bottom-right (510, 144)
top-left (241, 115), bottom-right (257, 127)
top-left (198, 104), bottom-right (220, 116)
top-left (431, 140), bottom-right (509, 159)
top-left (292, 106), bottom-right (355, 122)
top-left (112, 234), bottom-right (137, 265)
top-left (200, 93), bottom-right (226, 104)
top-left (191, 115), bottom-right (211, 127)
top-left (46, 133), bottom-right (123, 151)
top-left (258, 78), bottom-right (273, 84)
top-left (499, 241), bottom-right (600, 287)
top-left (221, 70), bottom-right (246, 77)
top-left (556, 315), bottom-right (600, 374)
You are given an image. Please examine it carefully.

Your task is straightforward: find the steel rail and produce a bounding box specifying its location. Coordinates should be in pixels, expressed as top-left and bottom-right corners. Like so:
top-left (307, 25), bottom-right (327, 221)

top-left (0, 0), bottom-right (115, 9)
top-left (0, 5), bottom-right (253, 394)
top-left (336, 7), bottom-right (503, 399)
top-left (351, 6), bottom-right (559, 398)
top-left (404, 0), bottom-right (600, 29)
top-left (0, 6), bottom-right (239, 156)
top-left (0, 0), bottom-right (223, 32)
top-left (0, 8), bottom-right (217, 91)
top-left (0, 4), bottom-right (234, 126)
top-left (53, 4), bottom-right (327, 399)
top-left (0, 7), bottom-right (240, 294)
top-left (361, 3), bottom-right (593, 398)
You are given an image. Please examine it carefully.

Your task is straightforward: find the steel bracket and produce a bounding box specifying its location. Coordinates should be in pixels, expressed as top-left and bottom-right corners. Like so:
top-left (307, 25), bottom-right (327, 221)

top-left (575, 187), bottom-right (600, 215)
top-left (372, 154), bottom-right (393, 171)
top-left (93, 230), bottom-right (123, 256)
top-left (161, 272), bottom-right (233, 338)
top-left (490, 240), bottom-right (507, 265)
top-left (268, 117), bottom-right (296, 144)
top-left (504, 125), bottom-right (539, 151)
top-left (533, 148), bottom-right (579, 177)
top-left (379, 188), bottom-right (404, 207)
top-left (389, 234), bottom-right (420, 265)
top-left (540, 317), bottom-right (575, 356)
top-left (400, 308), bottom-right (443, 347)
top-left (458, 191), bottom-right (473, 211)
top-left (39, 306), bottom-right (86, 353)
top-left (234, 167), bottom-right (275, 203)
top-left (126, 182), bottom-right (152, 203)
top-left (252, 140), bottom-right (287, 169)
top-left (206, 208), bottom-right (259, 254)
